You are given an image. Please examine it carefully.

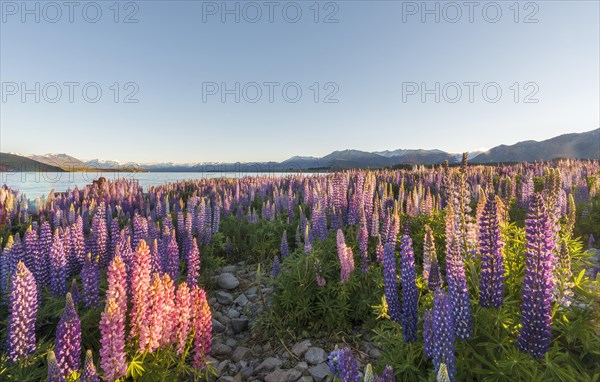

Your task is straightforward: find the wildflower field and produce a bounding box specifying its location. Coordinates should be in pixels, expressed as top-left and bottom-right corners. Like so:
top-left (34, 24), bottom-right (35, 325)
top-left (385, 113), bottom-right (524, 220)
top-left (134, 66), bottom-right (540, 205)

top-left (0, 158), bottom-right (599, 381)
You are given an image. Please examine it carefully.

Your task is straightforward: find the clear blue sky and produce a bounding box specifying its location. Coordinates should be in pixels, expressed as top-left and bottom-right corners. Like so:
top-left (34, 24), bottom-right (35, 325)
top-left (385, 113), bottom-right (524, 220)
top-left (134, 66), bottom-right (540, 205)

top-left (1, 0), bottom-right (598, 163)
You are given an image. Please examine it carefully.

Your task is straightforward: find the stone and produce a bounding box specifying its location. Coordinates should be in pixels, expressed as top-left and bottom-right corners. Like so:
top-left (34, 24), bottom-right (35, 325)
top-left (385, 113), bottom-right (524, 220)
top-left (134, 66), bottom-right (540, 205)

top-left (226, 338), bottom-right (237, 347)
top-left (212, 318), bottom-right (226, 333)
top-left (295, 361), bottom-right (309, 372)
top-left (308, 363), bottom-right (330, 382)
top-left (234, 293), bottom-right (249, 306)
top-left (216, 360), bottom-right (231, 376)
top-left (300, 377), bottom-right (314, 382)
top-left (264, 368), bottom-right (302, 382)
top-left (254, 357), bottom-right (283, 374)
top-left (304, 347), bottom-right (327, 365)
top-left (217, 377), bottom-right (234, 382)
top-left (240, 367), bottom-right (254, 379)
top-left (368, 348), bottom-right (382, 358)
top-left (231, 317), bottom-right (249, 333)
top-left (246, 286), bottom-right (258, 295)
top-left (213, 343), bottom-right (233, 357)
top-left (223, 265), bottom-right (239, 273)
top-left (232, 346), bottom-right (252, 363)
top-left (216, 291), bottom-right (234, 305)
top-left (218, 273), bottom-right (240, 290)
top-left (292, 340), bottom-right (312, 357)
top-left (228, 308), bottom-right (241, 319)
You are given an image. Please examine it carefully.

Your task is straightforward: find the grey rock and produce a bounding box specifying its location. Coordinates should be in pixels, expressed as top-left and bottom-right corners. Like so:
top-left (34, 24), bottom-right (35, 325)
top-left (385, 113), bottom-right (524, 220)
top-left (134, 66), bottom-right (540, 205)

top-left (218, 273), bottom-right (240, 290)
top-left (216, 360), bottom-right (231, 376)
top-left (292, 340), bottom-right (312, 357)
top-left (231, 317), bottom-right (249, 333)
top-left (246, 286), bottom-right (258, 295)
top-left (308, 363), bottom-right (330, 382)
top-left (232, 346), bottom-right (252, 363)
top-left (241, 367), bottom-right (254, 379)
top-left (234, 293), bottom-right (249, 306)
top-left (228, 308), bottom-right (241, 319)
top-left (217, 377), bottom-right (234, 382)
top-left (226, 338), bottom-right (238, 347)
top-left (368, 348), bottom-right (382, 358)
top-left (295, 361), bottom-right (309, 372)
top-left (255, 357), bottom-right (283, 374)
top-left (304, 347), bottom-right (327, 366)
top-left (300, 377), bottom-right (314, 382)
top-left (212, 318), bottom-right (226, 333)
top-left (265, 368), bottom-right (302, 382)
top-left (223, 265), bottom-right (239, 273)
top-left (213, 343), bottom-right (233, 357)
top-left (217, 291), bottom-right (234, 305)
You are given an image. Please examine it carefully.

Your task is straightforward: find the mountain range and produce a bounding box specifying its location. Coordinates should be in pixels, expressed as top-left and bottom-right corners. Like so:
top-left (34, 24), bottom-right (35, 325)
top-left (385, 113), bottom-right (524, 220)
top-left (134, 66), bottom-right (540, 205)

top-left (1, 129), bottom-right (598, 172)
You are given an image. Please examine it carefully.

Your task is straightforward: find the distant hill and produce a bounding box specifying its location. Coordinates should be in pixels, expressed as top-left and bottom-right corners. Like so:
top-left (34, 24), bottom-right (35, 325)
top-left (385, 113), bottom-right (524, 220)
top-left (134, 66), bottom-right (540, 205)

top-left (3, 129), bottom-right (598, 172)
top-left (471, 129), bottom-right (600, 163)
top-left (0, 153), bottom-right (64, 172)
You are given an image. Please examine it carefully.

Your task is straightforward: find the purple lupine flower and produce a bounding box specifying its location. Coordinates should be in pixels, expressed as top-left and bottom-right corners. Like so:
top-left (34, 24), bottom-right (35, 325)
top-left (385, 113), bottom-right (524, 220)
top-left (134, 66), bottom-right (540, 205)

top-left (375, 366), bottom-right (395, 382)
top-left (358, 212), bottom-right (369, 272)
top-left (280, 230), bottom-right (289, 258)
top-left (186, 238), bottom-right (200, 288)
top-left (446, 236), bottom-right (472, 341)
top-left (517, 193), bottom-right (555, 359)
top-left (478, 195), bottom-right (505, 308)
top-left (382, 242), bottom-right (401, 323)
top-left (7, 262), bottom-right (38, 362)
top-left (327, 348), bottom-right (343, 378)
top-left (55, 292), bottom-right (82, 376)
top-left (400, 235), bottom-right (418, 342)
top-left (338, 347), bottom-right (360, 382)
top-left (271, 255), bottom-right (280, 278)
top-left (432, 289), bottom-right (456, 382)
top-left (38, 221), bottom-right (52, 287)
top-left (337, 229), bottom-right (354, 283)
top-left (80, 350), bottom-right (100, 382)
top-left (376, 234), bottom-right (384, 263)
top-left (428, 256), bottom-right (442, 291)
top-left (81, 253), bottom-right (100, 308)
top-left (49, 230), bottom-right (67, 298)
top-left (47, 351), bottom-right (64, 382)
top-left (165, 231), bottom-right (179, 282)
top-left (23, 227), bottom-right (38, 281)
top-left (304, 224), bottom-right (313, 254)
top-left (423, 225), bottom-right (436, 286)
top-left (92, 203), bottom-right (109, 267)
top-left (423, 309), bottom-right (434, 359)
top-left (554, 239), bottom-right (574, 307)
top-left (149, 239), bottom-right (161, 274)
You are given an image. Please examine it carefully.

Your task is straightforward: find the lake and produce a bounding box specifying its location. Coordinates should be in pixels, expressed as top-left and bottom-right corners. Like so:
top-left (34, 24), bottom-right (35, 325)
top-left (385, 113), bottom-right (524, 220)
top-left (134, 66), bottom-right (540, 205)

top-left (0, 171), bottom-right (304, 199)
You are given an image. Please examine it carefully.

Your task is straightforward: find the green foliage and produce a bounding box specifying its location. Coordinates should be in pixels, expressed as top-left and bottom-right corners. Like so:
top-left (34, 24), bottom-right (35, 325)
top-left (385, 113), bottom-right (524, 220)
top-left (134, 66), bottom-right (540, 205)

top-left (372, 231), bottom-right (600, 381)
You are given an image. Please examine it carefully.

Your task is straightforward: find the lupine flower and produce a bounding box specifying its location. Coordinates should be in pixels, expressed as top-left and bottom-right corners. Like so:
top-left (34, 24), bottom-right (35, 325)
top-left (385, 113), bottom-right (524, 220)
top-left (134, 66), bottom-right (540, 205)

top-left (400, 235), bottom-right (418, 342)
top-left (192, 286), bottom-right (212, 368)
top-left (187, 238), bottom-right (200, 287)
top-left (80, 350), bottom-right (100, 382)
top-left (81, 253), bottom-right (100, 308)
top-left (382, 242), bottom-right (401, 323)
top-left (423, 309), bottom-right (434, 359)
top-left (174, 282), bottom-right (192, 355)
top-left (304, 224), bottom-right (313, 254)
top-left (49, 230), bottom-right (67, 298)
top-left (147, 273), bottom-right (165, 352)
top-left (55, 293), bottom-right (82, 376)
top-left (159, 274), bottom-right (176, 348)
top-left (428, 255), bottom-right (442, 291)
top-left (271, 255), bottom-right (280, 278)
top-left (376, 234), bottom-right (384, 263)
top-left (7, 262), bottom-right (38, 362)
top-left (47, 351), bottom-right (64, 382)
top-left (517, 193), bottom-right (555, 359)
top-left (423, 225), bottom-right (436, 286)
top-left (339, 347), bottom-right (360, 382)
top-left (38, 221), bottom-right (52, 287)
top-left (280, 230), bottom-right (289, 258)
top-left (358, 213), bottom-right (369, 272)
top-left (364, 364), bottom-right (375, 382)
top-left (337, 229), bottom-right (355, 283)
top-left (375, 366), bottom-right (395, 382)
top-left (328, 348), bottom-right (343, 378)
top-left (554, 238), bottom-right (574, 307)
top-left (315, 259), bottom-right (326, 287)
top-left (165, 232), bottom-right (179, 282)
top-left (130, 240), bottom-right (151, 351)
top-left (437, 363), bottom-right (451, 382)
top-left (432, 289), bottom-right (456, 382)
top-left (99, 256), bottom-right (128, 381)
top-left (478, 195), bottom-right (505, 308)
top-left (446, 236), bottom-right (472, 341)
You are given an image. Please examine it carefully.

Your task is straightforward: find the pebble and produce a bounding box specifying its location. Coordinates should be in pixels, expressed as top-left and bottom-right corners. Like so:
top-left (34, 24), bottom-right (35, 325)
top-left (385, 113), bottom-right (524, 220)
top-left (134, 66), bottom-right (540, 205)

top-left (231, 317), bottom-right (250, 333)
top-left (232, 346), bottom-right (252, 363)
top-left (217, 291), bottom-right (234, 305)
top-left (254, 357), bottom-right (283, 374)
top-left (234, 293), bottom-right (249, 306)
top-left (264, 368), bottom-right (302, 382)
top-left (308, 363), bottom-right (330, 382)
top-left (304, 347), bottom-right (327, 366)
top-left (292, 340), bottom-right (312, 357)
top-left (218, 273), bottom-right (240, 290)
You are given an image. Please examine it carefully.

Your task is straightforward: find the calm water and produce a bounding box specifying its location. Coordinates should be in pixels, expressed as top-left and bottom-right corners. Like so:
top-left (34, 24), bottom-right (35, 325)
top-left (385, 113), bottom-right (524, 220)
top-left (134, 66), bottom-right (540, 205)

top-left (1, 172), bottom-right (300, 199)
